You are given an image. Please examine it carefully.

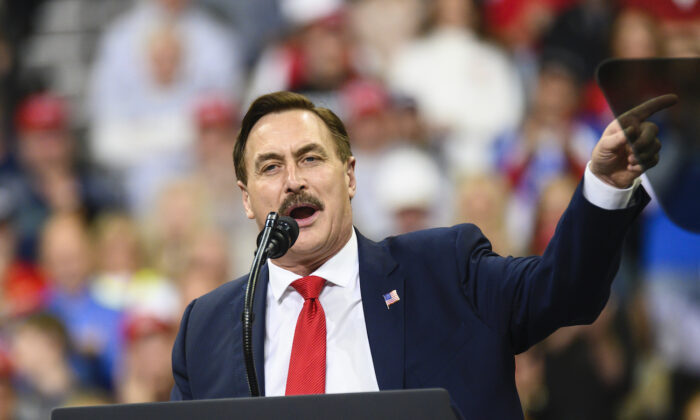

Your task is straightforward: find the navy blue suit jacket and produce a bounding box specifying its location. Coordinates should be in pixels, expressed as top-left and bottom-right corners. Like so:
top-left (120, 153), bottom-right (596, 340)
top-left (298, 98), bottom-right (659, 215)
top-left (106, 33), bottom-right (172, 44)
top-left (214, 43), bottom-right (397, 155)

top-left (171, 183), bottom-right (649, 419)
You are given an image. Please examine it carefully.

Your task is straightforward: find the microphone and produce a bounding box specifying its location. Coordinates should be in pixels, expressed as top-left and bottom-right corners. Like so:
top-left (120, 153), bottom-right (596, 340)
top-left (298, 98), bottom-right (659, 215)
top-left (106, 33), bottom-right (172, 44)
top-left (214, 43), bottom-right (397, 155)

top-left (256, 215), bottom-right (299, 259)
top-left (243, 212), bottom-right (299, 397)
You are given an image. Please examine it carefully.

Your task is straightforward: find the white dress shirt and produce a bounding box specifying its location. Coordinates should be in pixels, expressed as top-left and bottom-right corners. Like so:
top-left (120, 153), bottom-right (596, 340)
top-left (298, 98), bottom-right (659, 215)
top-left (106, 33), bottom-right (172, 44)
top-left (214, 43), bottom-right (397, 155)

top-left (582, 162), bottom-right (642, 210)
top-left (264, 229), bottom-right (379, 396)
top-left (263, 165), bottom-right (639, 395)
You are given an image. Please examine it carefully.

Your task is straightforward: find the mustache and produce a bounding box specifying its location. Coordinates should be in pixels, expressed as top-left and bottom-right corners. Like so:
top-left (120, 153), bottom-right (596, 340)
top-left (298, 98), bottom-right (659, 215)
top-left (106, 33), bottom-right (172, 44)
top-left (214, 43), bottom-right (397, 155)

top-left (278, 192), bottom-right (325, 216)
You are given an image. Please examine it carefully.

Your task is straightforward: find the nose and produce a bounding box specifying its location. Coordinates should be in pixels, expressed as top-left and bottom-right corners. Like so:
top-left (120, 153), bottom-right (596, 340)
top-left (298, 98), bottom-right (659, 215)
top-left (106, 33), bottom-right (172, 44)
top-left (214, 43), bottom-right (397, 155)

top-left (285, 165), bottom-right (306, 194)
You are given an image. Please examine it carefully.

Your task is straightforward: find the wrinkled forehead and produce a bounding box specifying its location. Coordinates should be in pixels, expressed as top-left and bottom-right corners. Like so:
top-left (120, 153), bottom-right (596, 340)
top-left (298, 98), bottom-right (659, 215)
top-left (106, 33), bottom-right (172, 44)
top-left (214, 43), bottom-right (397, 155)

top-left (245, 109), bottom-right (335, 160)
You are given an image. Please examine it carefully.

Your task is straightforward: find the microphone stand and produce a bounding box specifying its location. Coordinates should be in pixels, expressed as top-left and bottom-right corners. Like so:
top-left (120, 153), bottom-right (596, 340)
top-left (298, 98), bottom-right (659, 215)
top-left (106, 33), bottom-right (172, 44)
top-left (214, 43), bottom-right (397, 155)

top-left (242, 212), bottom-right (278, 397)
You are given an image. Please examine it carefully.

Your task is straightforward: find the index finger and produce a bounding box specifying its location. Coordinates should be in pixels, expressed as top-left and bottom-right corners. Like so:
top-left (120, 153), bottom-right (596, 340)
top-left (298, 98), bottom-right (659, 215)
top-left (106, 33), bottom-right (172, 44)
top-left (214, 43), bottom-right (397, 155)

top-left (620, 94), bottom-right (679, 122)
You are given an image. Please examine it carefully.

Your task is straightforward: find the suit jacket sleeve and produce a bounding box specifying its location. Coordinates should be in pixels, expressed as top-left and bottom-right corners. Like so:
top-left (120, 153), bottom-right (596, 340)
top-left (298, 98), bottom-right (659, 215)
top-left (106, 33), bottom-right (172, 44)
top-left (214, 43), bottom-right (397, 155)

top-left (457, 181), bottom-right (649, 354)
top-left (171, 299), bottom-right (196, 400)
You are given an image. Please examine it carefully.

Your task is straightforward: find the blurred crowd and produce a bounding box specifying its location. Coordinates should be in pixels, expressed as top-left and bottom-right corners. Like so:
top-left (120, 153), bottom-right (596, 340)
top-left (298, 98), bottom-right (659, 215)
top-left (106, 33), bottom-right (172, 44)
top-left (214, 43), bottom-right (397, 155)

top-left (0, 0), bottom-right (699, 419)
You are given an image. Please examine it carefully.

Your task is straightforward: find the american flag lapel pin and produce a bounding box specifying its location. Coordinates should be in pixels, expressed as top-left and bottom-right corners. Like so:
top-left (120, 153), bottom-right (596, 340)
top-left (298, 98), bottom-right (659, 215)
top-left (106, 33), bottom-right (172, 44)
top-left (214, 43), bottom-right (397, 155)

top-left (383, 290), bottom-right (400, 309)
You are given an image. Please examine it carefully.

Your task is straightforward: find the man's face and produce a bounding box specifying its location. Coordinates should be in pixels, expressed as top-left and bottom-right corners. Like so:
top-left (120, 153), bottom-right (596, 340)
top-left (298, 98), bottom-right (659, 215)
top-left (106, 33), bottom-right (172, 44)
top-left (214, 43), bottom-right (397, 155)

top-left (238, 110), bottom-right (356, 265)
top-left (18, 129), bottom-right (73, 173)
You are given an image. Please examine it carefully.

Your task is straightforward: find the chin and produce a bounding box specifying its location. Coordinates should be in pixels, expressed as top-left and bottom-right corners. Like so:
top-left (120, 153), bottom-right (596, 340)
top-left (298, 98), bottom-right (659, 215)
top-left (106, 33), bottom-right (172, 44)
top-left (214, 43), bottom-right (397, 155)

top-left (291, 225), bottom-right (330, 254)
top-left (289, 234), bottom-right (319, 255)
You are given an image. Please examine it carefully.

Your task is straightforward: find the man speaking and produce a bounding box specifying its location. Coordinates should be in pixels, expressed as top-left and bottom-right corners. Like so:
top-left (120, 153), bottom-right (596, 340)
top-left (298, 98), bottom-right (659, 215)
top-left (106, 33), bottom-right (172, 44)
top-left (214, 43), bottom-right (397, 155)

top-left (170, 91), bottom-right (676, 418)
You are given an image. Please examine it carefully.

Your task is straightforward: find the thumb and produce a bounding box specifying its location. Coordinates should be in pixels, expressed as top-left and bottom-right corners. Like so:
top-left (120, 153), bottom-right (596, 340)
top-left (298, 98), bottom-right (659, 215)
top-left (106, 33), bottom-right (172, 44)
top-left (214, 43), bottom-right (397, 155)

top-left (599, 125), bottom-right (634, 153)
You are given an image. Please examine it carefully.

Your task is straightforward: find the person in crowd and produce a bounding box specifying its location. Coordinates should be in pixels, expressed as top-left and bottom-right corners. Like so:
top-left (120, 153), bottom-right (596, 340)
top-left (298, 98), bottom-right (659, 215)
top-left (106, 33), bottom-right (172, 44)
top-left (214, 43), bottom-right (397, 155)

top-left (94, 214), bottom-right (143, 283)
top-left (116, 315), bottom-right (176, 403)
top-left (1, 93), bottom-right (123, 261)
top-left (199, 0), bottom-right (285, 68)
top-left (495, 59), bottom-right (597, 252)
top-left (373, 146), bottom-right (448, 235)
top-left (663, 23), bottom-right (700, 58)
top-left (89, 23), bottom-right (197, 216)
top-left (40, 213), bottom-right (123, 391)
top-left (172, 226), bottom-right (231, 316)
top-left (189, 95), bottom-right (257, 276)
top-left (245, 4), bottom-right (354, 113)
top-left (579, 7), bottom-right (663, 127)
top-left (539, 0), bottom-right (617, 134)
top-left (177, 261), bottom-right (226, 323)
top-left (340, 79), bottom-right (395, 155)
top-left (88, 0), bottom-right (241, 215)
top-left (9, 314), bottom-right (88, 420)
top-left (184, 229), bottom-right (230, 285)
top-left (90, 0), bottom-right (241, 120)
top-left (482, 0), bottom-right (575, 105)
top-left (386, 94), bottom-right (433, 149)
top-left (530, 175), bottom-right (579, 255)
top-left (0, 187), bottom-right (45, 319)
top-left (143, 178), bottom-right (216, 281)
top-left (90, 213), bottom-right (179, 322)
top-left (454, 173), bottom-right (513, 256)
top-left (610, 8), bottom-right (663, 60)
top-left (388, 0), bottom-right (524, 176)
top-left (163, 228), bottom-right (230, 318)
top-left (339, 79), bottom-right (399, 239)
top-left (349, 0), bottom-right (423, 77)
top-left (541, 0), bottom-right (613, 83)
top-left (191, 95), bottom-right (238, 187)
top-left (483, 0), bottom-right (574, 51)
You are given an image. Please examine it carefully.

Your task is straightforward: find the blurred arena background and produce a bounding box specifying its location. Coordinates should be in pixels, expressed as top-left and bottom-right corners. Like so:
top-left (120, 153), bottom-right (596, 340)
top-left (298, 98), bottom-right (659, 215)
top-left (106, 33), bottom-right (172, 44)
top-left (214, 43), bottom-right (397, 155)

top-left (0, 0), bottom-right (699, 419)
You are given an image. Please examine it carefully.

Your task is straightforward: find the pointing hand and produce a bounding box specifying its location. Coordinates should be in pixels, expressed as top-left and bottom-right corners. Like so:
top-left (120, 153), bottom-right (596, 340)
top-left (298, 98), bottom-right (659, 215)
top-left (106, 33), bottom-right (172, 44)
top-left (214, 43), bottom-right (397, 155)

top-left (591, 94), bottom-right (678, 188)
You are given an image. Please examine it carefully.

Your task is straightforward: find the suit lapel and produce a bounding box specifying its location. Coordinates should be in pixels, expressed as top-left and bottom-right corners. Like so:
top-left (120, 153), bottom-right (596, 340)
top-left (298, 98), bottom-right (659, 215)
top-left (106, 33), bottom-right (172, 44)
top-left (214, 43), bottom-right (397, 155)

top-left (232, 264), bottom-right (269, 397)
top-left (356, 230), bottom-right (405, 390)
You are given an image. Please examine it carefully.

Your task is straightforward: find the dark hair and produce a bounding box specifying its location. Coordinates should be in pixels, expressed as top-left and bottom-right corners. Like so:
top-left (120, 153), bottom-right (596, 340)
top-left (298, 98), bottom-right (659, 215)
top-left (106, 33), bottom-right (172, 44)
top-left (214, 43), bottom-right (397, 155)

top-left (17, 313), bottom-right (70, 351)
top-left (233, 91), bottom-right (352, 185)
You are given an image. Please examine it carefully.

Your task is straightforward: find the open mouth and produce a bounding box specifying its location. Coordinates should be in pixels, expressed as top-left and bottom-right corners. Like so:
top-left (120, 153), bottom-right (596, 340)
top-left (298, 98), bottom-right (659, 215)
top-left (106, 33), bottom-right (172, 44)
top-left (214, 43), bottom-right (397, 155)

top-left (289, 205), bottom-right (317, 219)
top-left (279, 192), bottom-right (325, 228)
top-left (285, 203), bottom-right (321, 227)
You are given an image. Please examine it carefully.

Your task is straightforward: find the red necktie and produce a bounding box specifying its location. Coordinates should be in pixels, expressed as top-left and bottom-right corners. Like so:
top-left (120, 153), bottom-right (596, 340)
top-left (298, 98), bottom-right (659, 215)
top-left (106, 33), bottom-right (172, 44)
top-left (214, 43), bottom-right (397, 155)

top-left (285, 275), bottom-right (327, 395)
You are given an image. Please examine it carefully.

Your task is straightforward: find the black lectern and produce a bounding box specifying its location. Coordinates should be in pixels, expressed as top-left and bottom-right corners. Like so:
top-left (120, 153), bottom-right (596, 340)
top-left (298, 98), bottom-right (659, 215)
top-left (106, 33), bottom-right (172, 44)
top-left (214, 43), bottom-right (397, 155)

top-left (52, 388), bottom-right (459, 420)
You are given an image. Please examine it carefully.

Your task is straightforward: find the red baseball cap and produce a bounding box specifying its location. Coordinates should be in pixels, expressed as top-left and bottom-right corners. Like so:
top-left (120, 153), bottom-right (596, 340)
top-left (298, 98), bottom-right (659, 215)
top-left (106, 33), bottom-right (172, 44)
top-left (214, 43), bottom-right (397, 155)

top-left (123, 315), bottom-right (174, 344)
top-left (341, 79), bottom-right (389, 120)
top-left (194, 96), bottom-right (236, 129)
top-left (15, 94), bottom-right (68, 132)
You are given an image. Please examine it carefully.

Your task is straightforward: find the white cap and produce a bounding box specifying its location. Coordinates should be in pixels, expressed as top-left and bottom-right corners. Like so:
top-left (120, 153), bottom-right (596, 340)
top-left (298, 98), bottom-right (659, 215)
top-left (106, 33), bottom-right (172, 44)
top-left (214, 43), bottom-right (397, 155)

top-left (280, 0), bottom-right (344, 27)
top-left (375, 147), bottom-right (442, 213)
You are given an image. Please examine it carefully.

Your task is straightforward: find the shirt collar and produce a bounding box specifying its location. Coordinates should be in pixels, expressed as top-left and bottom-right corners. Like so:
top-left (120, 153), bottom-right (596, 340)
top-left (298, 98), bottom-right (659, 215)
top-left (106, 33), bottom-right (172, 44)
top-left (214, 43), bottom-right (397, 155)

top-left (267, 229), bottom-right (358, 303)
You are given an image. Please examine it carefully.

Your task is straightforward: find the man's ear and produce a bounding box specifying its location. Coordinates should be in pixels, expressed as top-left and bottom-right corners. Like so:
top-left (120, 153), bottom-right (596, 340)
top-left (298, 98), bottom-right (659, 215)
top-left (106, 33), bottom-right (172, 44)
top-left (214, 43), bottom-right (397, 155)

top-left (346, 156), bottom-right (356, 199)
top-left (237, 180), bottom-right (255, 219)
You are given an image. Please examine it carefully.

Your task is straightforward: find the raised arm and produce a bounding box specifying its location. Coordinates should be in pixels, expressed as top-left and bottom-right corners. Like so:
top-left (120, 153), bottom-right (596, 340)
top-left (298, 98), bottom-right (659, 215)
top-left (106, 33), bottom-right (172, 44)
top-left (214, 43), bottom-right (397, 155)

top-left (462, 95), bottom-right (677, 352)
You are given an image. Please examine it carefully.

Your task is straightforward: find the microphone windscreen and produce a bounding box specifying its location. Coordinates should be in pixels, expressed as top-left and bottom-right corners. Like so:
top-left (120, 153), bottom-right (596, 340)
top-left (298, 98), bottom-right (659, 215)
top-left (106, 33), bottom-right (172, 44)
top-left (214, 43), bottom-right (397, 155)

top-left (277, 216), bottom-right (300, 248)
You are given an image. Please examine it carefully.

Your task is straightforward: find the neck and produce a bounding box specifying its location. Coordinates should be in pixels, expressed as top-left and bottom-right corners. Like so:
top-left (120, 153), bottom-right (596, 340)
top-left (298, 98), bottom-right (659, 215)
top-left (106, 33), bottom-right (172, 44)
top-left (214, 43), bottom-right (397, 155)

top-left (271, 224), bottom-right (353, 277)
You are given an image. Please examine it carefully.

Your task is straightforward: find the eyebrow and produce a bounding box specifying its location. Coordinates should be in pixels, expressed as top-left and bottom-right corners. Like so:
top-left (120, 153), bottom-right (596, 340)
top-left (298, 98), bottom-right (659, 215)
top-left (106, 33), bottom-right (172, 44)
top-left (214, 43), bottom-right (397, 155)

top-left (253, 143), bottom-right (329, 172)
top-left (254, 152), bottom-right (284, 172)
top-left (293, 143), bottom-right (328, 159)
